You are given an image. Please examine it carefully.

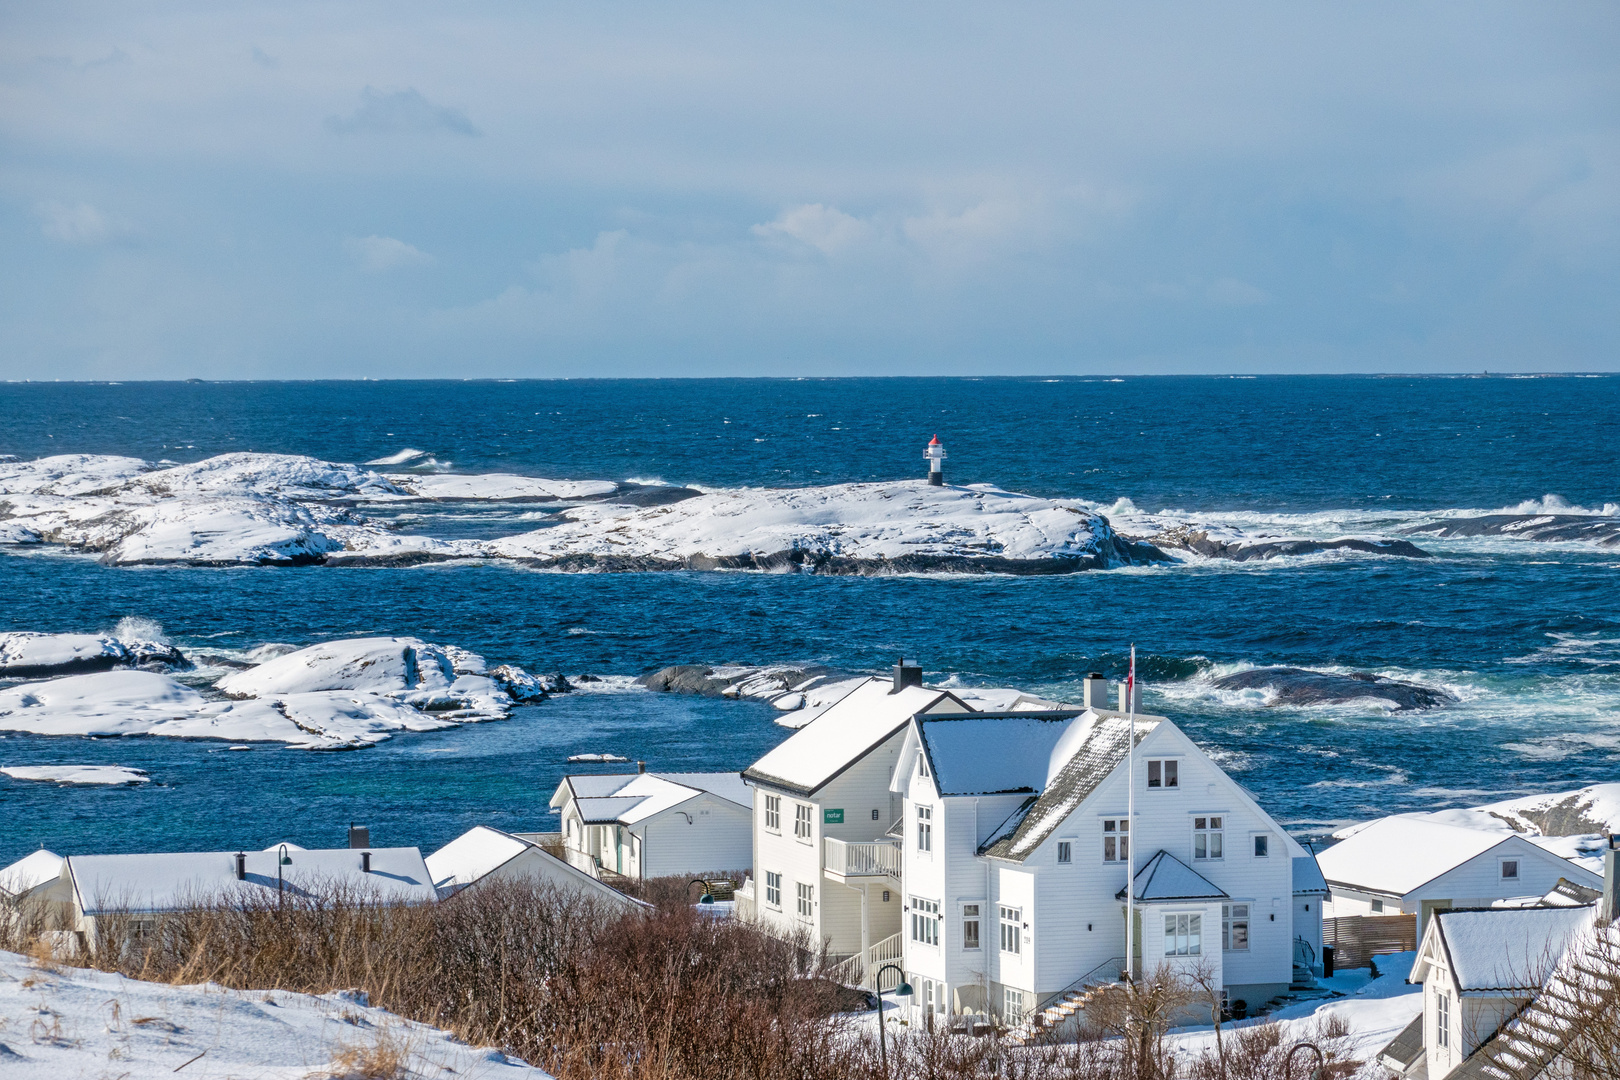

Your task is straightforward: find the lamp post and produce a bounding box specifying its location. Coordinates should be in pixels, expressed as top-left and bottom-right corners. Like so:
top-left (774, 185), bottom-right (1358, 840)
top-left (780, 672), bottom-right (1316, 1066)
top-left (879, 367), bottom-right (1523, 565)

top-left (872, 962), bottom-right (913, 1078)
top-left (688, 879), bottom-right (715, 905)
top-left (277, 844), bottom-right (291, 910)
top-left (1286, 1041), bottom-right (1325, 1080)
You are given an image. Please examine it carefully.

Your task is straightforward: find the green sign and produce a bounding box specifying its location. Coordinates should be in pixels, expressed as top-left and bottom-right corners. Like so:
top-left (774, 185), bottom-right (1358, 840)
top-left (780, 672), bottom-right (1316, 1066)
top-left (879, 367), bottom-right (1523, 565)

top-left (823, 808), bottom-right (844, 824)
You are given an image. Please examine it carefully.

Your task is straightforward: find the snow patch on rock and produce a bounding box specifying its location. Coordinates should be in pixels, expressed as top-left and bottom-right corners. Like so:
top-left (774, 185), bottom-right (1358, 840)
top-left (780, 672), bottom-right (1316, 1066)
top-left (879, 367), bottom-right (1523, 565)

top-left (0, 765), bottom-right (150, 786)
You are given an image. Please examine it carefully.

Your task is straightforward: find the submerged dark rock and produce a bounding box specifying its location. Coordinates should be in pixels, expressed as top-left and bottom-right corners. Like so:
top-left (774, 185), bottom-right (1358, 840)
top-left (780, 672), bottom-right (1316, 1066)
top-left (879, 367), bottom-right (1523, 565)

top-left (639, 663), bottom-right (845, 699)
top-left (1210, 666), bottom-right (1452, 710)
top-left (1142, 527), bottom-right (1431, 562)
top-left (1401, 514), bottom-right (1620, 547)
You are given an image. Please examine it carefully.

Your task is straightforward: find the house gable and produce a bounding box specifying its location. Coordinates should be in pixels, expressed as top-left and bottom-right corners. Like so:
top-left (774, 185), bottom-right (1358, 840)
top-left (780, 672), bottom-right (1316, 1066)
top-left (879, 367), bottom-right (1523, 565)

top-left (1409, 835), bottom-right (1602, 902)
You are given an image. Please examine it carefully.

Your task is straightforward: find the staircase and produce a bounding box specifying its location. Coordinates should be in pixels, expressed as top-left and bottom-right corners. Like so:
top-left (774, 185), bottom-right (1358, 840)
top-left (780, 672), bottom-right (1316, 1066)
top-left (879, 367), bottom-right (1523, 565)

top-left (829, 932), bottom-right (905, 989)
top-left (1004, 957), bottom-right (1125, 1046)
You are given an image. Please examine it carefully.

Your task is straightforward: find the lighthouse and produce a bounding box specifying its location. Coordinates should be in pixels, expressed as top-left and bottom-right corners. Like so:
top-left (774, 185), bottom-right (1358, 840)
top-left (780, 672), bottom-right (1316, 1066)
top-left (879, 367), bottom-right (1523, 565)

top-left (924, 434), bottom-right (946, 486)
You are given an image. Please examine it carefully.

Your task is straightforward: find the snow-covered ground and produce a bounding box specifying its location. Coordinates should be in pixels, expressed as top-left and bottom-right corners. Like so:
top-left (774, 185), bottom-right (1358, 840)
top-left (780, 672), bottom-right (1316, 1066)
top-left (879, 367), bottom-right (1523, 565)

top-left (0, 765), bottom-right (150, 785)
top-left (0, 635), bottom-right (550, 750)
top-left (0, 950), bottom-right (551, 1079)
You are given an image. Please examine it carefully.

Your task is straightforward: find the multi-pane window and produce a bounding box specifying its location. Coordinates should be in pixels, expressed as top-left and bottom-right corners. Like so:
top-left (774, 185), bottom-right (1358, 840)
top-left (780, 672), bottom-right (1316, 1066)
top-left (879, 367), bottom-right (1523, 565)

top-left (1164, 913), bottom-right (1202, 956)
top-left (916, 805), bottom-right (933, 853)
top-left (1002, 986), bottom-right (1028, 1022)
top-left (1147, 759), bottom-right (1179, 789)
top-left (1253, 834), bottom-right (1269, 858)
top-left (962, 904), bottom-right (981, 950)
top-left (796, 881), bottom-right (814, 919)
top-left (1436, 990), bottom-right (1451, 1049)
top-left (1222, 904), bottom-right (1249, 951)
top-left (910, 896), bottom-right (940, 946)
top-left (764, 795), bottom-right (781, 832)
top-left (764, 871), bottom-right (782, 908)
top-left (1103, 818), bottom-right (1130, 862)
top-left (1056, 840), bottom-right (1072, 864)
top-left (794, 803), bottom-right (813, 840)
top-left (999, 905), bottom-right (1022, 955)
top-left (1194, 816), bottom-right (1224, 860)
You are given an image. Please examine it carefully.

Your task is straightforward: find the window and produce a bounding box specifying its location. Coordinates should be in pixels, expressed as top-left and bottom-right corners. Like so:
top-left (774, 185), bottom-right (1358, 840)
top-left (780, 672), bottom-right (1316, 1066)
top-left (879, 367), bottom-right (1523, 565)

top-left (1056, 840), bottom-right (1072, 864)
top-left (1002, 986), bottom-right (1028, 1022)
top-left (1253, 834), bottom-right (1269, 858)
top-left (1147, 759), bottom-right (1179, 789)
top-left (917, 753), bottom-right (930, 778)
top-left (962, 903), bottom-right (981, 950)
top-left (917, 805), bottom-right (933, 853)
top-left (1103, 818), bottom-right (1130, 862)
top-left (1222, 904), bottom-right (1249, 951)
top-left (999, 905), bottom-right (1022, 955)
top-left (796, 881), bottom-right (814, 919)
top-left (1371, 899), bottom-right (1384, 914)
top-left (1436, 989), bottom-right (1451, 1049)
top-left (910, 897), bottom-right (940, 946)
top-left (1193, 816), bottom-right (1224, 860)
top-left (1501, 859), bottom-right (1520, 881)
top-left (764, 795), bottom-right (781, 832)
top-left (1164, 913), bottom-right (1202, 956)
top-left (794, 803), bottom-right (812, 840)
top-left (764, 871), bottom-right (782, 909)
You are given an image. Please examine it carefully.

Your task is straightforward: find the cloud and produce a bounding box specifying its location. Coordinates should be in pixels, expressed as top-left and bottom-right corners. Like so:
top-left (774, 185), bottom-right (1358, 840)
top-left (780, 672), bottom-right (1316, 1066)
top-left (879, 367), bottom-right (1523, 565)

top-left (752, 204), bottom-right (872, 255)
top-left (35, 201), bottom-right (121, 245)
top-left (344, 235), bottom-right (434, 271)
top-left (326, 87), bottom-right (480, 136)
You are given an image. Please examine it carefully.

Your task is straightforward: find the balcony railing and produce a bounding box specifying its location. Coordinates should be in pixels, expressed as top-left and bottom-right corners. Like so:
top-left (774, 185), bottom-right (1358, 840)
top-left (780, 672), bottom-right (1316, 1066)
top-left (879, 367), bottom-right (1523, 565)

top-left (824, 837), bottom-right (902, 880)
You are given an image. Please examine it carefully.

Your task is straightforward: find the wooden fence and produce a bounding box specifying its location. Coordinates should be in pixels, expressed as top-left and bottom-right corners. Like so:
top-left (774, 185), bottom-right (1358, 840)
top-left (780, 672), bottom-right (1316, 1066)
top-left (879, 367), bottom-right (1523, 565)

top-left (1324, 914), bottom-right (1418, 970)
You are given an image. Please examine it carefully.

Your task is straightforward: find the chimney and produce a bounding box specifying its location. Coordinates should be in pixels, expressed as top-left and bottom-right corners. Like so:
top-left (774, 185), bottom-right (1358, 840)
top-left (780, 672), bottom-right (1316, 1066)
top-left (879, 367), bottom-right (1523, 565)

top-left (234, 852), bottom-right (246, 880)
top-left (892, 658), bottom-right (923, 694)
top-left (348, 824), bottom-right (370, 849)
top-left (1083, 673), bottom-right (1109, 710)
top-left (1118, 682), bottom-right (1138, 713)
top-left (361, 851), bottom-right (372, 874)
top-left (1603, 836), bottom-right (1619, 926)
top-left (637, 760), bottom-right (647, 774)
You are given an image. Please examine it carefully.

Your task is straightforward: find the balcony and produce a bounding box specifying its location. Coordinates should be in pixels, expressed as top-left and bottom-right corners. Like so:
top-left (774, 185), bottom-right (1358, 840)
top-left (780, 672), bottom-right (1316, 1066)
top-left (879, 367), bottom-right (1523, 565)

top-left (824, 837), bottom-right (902, 882)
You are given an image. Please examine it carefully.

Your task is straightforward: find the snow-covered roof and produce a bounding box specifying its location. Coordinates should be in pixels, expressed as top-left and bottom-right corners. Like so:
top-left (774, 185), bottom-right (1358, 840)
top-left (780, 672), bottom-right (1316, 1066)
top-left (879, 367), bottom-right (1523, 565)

top-left (1379, 1014), bottom-right (1426, 1072)
top-left (0, 849), bottom-right (65, 898)
top-left (648, 771), bottom-right (751, 808)
top-left (979, 713), bottom-right (1158, 861)
top-left (1539, 878), bottom-right (1602, 907)
top-left (575, 796), bottom-right (653, 823)
top-left (553, 770), bottom-right (750, 825)
top-left (917, 713), bottom-right (1077, 795)
top-left (67, 847), bottom-right (436, 914)
top-left (744, 678), bottom-right (966, 795)
top-left (423, 826), bottom-right (532, 891)
top-left (1318, 816), bottom-right (1543, 897)
top-left (1293, 855), bottom-right (1329, 895)
top-left (1426, 906), bottom-right (1596, 993)
top-left (1115, 850), bottom-right (1229, 902)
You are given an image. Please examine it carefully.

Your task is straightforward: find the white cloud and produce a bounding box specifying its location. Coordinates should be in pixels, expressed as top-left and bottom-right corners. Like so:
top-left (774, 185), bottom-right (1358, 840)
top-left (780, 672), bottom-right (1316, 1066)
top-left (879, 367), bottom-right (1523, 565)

top-left (344, 235), bottom-right (434, 271)
top-left (36, 201), bottom-right (118, 245)
top-left (326, 87), bottom-right (480, 137)
top-left (752, 204), bottom-right (872, 255)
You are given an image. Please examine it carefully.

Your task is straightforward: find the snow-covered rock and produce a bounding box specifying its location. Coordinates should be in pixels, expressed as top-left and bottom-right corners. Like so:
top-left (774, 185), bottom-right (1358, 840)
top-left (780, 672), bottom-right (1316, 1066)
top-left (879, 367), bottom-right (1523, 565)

top-left (0, 630), bottom-right (186, 678)
top-left (215, 637), bottom-right (513, 718)
top-left (0, 765), bottom-right (150, 785)
top-left (390, 473), bottom-right (618, 501)
top-left (0, 949), bottom-right (552, 1080)
top-left (0, 671), bottom-right (205, 737)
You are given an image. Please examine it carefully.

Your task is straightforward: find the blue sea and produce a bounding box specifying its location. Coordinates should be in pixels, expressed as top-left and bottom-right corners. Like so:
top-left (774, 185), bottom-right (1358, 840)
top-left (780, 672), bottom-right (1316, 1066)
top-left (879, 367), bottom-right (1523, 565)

top-left (2, 376), bottom-right (1618, 867)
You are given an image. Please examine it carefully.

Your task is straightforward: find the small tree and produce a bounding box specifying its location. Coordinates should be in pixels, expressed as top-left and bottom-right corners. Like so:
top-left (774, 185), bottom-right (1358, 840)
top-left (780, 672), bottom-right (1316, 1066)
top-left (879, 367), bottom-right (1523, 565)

top-left (1076, 964), bottom-right (1194, 1080)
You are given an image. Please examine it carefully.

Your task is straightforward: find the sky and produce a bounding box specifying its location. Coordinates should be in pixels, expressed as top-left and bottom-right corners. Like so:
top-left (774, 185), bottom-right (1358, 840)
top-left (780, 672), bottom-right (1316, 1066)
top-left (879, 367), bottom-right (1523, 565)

top-left (1, 2), bottom-right (1617, 379)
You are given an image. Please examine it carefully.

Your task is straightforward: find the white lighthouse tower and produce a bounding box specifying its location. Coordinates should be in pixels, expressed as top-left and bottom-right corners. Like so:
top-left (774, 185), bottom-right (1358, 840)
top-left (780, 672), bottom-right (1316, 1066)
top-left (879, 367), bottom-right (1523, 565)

top-left (924, 434), bottom-right (946, 486)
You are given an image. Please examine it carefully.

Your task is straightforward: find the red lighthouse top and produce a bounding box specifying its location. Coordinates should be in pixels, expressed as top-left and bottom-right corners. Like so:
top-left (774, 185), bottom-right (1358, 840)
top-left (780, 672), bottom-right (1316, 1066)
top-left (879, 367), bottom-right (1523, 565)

top-left (928, 434), bottom-right (940, 445)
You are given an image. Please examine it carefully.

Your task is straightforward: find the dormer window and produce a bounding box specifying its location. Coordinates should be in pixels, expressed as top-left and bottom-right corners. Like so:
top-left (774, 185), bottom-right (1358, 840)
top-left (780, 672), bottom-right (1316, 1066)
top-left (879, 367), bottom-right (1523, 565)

top-left (1147, 759), bottom-right (1178, 789)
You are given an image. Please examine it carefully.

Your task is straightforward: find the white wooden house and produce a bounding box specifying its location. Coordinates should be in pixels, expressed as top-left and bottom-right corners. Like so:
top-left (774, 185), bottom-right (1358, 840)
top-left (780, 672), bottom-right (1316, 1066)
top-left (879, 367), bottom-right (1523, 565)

top-left (549, 769), bottom-right (751, 881)
top-left (889, 705), bottom-right (1319, 1026)
top-left (739, 664), bottom-right (974, 968)
top-left (425, 825), bottom-right (647, 910)
top-left (1317, 816), bottom-right (1603, 935)
top-left (0, 848), bottom-right (73, 933)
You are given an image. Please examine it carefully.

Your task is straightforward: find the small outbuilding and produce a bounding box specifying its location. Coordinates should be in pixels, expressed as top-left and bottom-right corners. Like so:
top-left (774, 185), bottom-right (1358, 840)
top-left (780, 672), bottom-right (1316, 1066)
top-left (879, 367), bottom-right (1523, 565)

top-left (424, 825), bottom-right (646, 911)
top-left (550, 769), bottom-right (751, 881)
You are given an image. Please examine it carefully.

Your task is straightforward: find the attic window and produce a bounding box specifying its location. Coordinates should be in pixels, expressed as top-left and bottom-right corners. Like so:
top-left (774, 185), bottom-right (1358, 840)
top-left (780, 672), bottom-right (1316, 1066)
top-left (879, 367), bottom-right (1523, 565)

top-left (1500, 858), bottom-right (1519, 881)
top-left (917, 754), bottom-right (930, 779)
top-left (1147, 759), bottom-right (1178, 789)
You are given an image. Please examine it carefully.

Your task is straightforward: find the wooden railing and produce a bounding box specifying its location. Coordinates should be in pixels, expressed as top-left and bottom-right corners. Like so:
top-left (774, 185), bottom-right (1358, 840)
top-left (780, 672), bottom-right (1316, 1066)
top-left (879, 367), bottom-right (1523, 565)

top-left (1324, 914), bottom-right (1417, 970)
top-left (824, 837), bottom-right (902, 879)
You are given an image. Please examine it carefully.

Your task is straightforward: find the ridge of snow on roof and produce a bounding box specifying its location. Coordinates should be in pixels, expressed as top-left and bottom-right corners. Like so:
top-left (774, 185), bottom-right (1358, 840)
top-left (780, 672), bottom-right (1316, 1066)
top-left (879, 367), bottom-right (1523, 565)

top-left (423, 825), bottom-right (530, 891)
top-left (744, 678), bottom-right (958, 793)
top-left (67, 847), bottom-right (435, 914)
top-left (1318, 816), bottom-right (1548, 896)
top-left (980, 712), bottom-right (1157, 860)
top-left (1115, 850), bottom-right (1229, 902)
top-left (1436, 906), bottom-right (1596, 992)
top-left (561, 770), bottom-right (748, 825)
top-left (918, 714), bottom-right (1076, 795)
top-left (0, 849), bottom-right (64, 897)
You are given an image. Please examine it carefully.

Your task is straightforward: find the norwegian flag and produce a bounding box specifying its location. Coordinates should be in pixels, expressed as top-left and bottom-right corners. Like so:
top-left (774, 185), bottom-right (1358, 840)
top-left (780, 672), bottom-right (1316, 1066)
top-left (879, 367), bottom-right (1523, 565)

top-left (1126, 645), bottom-right (1135, 714)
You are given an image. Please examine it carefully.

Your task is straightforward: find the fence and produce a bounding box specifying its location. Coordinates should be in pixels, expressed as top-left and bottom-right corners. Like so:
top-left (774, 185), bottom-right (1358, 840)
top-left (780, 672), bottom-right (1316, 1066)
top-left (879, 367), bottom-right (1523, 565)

top-left (1324, 913), bottom-right (1417, 970)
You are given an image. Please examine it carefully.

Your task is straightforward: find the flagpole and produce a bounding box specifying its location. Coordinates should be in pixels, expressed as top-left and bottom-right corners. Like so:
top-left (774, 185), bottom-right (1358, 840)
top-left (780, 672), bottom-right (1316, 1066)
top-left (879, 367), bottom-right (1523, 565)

top-left (1125, 644), bottom-right (1136, 983)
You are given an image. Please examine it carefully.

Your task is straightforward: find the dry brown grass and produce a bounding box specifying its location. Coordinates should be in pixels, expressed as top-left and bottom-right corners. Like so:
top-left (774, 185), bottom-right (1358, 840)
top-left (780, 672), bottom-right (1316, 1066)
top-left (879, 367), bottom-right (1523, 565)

top-left (320, 1024), bottom-right (412, 1080)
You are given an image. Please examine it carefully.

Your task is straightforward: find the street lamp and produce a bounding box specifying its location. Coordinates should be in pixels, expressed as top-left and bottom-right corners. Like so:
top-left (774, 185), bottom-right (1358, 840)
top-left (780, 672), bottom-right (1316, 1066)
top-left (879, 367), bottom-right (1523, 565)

top-left (872, 962), bottom-right (913, 1078)
top-left (1286, 1041), bottom-right (1326, 1080)
top-left (688, 879), bottom-right (715, 905)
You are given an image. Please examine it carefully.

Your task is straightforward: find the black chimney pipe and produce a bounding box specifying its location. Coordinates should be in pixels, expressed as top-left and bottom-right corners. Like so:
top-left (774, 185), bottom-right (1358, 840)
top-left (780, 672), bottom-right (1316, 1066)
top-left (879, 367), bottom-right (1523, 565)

top-left (234, 852), bottom-right (246, 880)
top-left (362, 851), bottom-right (371, 874)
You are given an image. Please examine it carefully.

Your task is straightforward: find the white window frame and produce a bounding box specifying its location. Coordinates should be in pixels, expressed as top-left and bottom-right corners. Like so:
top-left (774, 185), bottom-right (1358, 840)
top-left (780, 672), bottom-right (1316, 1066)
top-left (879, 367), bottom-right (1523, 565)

top-left (917, 752), bottom-right (930, 779)
top-left (1252, 833), bottom-right (1270, 858)
top-left (1163, 912), bottom-right (1202, 956)
top-left (1102, 817), bottom-right (1129, 862)
top-left (795, 881), bottom-right (814, 920)
top-left (1371, 898), bottom-right (1385, 914)
top-left (764, 871), bottom-right (782, 909)
top-left (1056, 838), bottom-right (1073, 864)
top-left (793, 802), bottom-right (813, 842)
top-left (1499, 856), bottom-right (1520, 882)
top-left (763, 794), bottom-right (781, 833)
top-left (1193, 815), bottom-right (1224, 861)
top-left (1146, 758), bottom-right (1179, 790)
top-left (1222, 903), bottom-right (1249, 951)
top-left (910, 896), bottom-right (940, 947)
top-left (961, 902), bottom-right (982, 950)
top-left (1002, 986), bottom-right (1028, 1022)
top-left (999, 905), bottom-right (1022, 955)
top-left (1436, 987), bottom-right (1451, 1049)
top-left (916, 804), bottom-right (933, 854)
